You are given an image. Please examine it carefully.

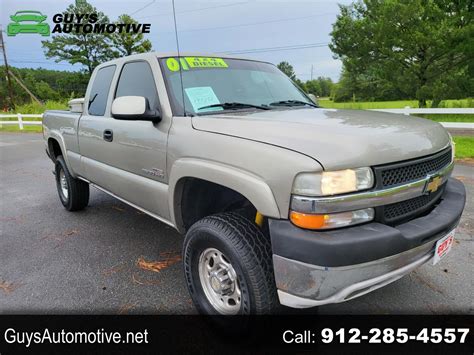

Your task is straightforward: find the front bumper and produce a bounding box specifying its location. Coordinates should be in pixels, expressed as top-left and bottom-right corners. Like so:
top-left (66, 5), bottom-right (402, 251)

top-left (270, 178), bottom-right (466, 308)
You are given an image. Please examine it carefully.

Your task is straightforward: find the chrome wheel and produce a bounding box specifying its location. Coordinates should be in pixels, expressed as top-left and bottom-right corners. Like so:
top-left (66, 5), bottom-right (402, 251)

top-left (198, 247), bottom-right (241, 315)
top-left (59, 169), bottom-right (69, 199)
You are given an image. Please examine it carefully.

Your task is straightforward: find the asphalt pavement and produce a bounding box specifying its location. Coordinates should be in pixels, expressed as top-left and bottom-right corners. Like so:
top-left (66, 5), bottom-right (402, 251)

top-left (1, 132), bottom-right (473, 314)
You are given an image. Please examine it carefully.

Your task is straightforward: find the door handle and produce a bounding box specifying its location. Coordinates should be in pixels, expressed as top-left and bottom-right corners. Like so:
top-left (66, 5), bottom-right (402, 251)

top-left (103, 129), bottom-right (113, 142)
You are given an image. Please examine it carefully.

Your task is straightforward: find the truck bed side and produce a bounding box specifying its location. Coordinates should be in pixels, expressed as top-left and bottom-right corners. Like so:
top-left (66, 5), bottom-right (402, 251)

top-left (43, 109), bottom-right (82, 175)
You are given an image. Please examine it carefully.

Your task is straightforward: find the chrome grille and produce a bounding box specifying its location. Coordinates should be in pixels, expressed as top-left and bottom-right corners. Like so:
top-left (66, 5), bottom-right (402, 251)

top-left (373, 147), bottom-right (452, 224)
top-left (382, 186), bottom-right (444, 223)
top-left (375, 147), bottom-right (452, 188)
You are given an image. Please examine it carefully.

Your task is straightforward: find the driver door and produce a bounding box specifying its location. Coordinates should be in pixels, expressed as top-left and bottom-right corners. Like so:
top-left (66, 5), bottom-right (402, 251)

top-left (79, 59), bottom-right (171, 220)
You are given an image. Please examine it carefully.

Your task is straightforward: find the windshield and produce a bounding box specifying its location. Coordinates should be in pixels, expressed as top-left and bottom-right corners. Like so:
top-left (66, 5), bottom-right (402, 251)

top-left (159, 57), bottom-right (315, 116)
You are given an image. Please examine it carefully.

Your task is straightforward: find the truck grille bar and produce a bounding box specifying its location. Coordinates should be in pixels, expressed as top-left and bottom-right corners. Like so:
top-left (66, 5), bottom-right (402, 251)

top-left (372, 147), bottom-right (452, 224)
top-left (375, 147), bottom-right (452, 188)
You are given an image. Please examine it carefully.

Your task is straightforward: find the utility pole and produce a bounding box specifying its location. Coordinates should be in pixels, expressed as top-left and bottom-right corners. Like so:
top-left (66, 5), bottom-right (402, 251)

top-left (310, 64), bottom-right (314, 81)
top-left (0, 26), bottom-right (15, 110)
top-left (9, 71), bottom-right (42, 105)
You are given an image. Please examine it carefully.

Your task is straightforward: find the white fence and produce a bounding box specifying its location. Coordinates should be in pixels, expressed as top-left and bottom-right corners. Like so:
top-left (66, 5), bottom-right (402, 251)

top-left (0, 114), bottom-right (43, 130)
top-left (369, 107), bottom-right (474, 115)
top-left (0, 108), bottom-right (473, 130)
top-left (368, 107), bottom-right (474, 130)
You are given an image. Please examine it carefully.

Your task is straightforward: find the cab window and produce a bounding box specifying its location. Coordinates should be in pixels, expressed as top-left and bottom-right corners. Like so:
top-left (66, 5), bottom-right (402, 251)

top-left (88, 65), bottom-right (116, 116)
top-left (115, 61), bottom-right (159, 110)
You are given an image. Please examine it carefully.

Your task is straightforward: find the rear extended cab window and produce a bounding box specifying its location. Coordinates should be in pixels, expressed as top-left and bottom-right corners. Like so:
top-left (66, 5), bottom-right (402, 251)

top-left (88, 65), bottom-right (116, 116)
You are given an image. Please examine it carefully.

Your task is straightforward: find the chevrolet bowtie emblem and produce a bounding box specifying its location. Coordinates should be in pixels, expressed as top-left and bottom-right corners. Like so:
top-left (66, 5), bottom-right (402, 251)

top-left (424, 176), bottom-right (442, 194)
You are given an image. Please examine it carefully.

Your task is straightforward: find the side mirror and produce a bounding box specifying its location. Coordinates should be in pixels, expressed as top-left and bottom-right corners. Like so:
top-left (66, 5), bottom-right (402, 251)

top-left (308, 94), bottom-right (318, 105)
top-left (111, 96), bottom-right (161, 122)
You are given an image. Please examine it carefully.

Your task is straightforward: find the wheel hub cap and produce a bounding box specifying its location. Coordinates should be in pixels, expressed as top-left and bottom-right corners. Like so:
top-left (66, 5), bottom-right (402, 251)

top-left (209, 268), bottom-right (233, 294)
top-left (198, 248), bottom-right (241, 315)
top-left (59, 169), bottom-right (68, 199)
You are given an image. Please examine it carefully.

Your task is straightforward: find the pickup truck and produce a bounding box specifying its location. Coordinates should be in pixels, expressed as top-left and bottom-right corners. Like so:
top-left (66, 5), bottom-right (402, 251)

top-left (43, 52), bottom-right (466, 315)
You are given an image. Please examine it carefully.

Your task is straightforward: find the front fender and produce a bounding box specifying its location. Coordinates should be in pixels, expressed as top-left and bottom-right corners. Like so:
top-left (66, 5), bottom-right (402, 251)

top-left (168, 158), bottom-right (280, 232)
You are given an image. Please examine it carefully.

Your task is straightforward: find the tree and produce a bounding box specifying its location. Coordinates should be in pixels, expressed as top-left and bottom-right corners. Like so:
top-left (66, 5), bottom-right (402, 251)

top-left (42, 2), bottom-right (113, 74)
top-left (330, 0), bottom-right (473, 107)
top-left (34, 81), bottom-right (59, 101)
top-left (111, 14), bottom-right (152, 57)
top-left (305, 80), bottom-right (321, 96)
top-left (277, 61), bottom-right (296, 80)
top-left (0, 66), bottom-right (89, 107)
top-left (332, 66), bottom-right (405, 102)
top-left (305, 77), bottom-right (334, 97)
top-left (276, 61), bottom-right (307, 90)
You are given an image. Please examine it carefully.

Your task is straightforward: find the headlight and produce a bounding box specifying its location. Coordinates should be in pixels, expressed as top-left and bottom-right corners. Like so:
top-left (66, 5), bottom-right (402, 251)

top-left (290, 208), bottom-right (374, 230)
top-left (292, 167), bottom-right (374, 196)
top-left (448, 133), bottom-right (455, 161)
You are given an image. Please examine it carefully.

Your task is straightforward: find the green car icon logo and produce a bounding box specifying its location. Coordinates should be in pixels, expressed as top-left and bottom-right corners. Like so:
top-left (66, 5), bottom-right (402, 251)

top-left (7, 10), bottom-right (50, 36)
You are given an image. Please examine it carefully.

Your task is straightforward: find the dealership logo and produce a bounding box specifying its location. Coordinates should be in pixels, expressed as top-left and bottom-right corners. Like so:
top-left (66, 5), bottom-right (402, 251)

top-left (7, 10), bottom-right (50, 36)
top-left (7, 10), bottom-right (151, 37)
top-left (51, 14), bottom-right (151, 34)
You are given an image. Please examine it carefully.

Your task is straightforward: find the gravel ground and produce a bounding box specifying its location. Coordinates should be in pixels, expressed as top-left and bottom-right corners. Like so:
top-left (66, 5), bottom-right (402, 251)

top-left (0, 133), bottom-right (472, 314)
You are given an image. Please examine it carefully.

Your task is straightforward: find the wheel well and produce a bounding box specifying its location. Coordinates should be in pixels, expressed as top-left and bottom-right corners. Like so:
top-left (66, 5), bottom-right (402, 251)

top-left (178, 178), bottom-right (256, 231)
top-left (48, 138), bottom-right (62, 161)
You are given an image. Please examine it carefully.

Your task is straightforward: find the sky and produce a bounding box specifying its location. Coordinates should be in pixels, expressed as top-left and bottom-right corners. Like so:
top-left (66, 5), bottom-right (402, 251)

top-left (1, 0), bottom-right (352, 81)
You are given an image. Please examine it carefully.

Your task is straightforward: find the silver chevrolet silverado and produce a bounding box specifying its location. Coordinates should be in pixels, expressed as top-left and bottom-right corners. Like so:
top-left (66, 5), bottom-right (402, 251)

top-left (43, 52), bottom-right (466, 315)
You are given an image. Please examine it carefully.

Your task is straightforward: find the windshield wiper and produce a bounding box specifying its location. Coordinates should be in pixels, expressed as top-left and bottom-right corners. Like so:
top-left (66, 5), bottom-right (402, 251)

top-left (198, 102), bottom-right (270, 112)
top-left (269, 100), bottom-right (318, 108)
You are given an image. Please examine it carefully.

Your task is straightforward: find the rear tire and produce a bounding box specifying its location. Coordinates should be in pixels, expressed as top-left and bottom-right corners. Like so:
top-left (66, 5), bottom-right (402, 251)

top-left (55, 155), bottom-right (89, 211)
top-left (183, 212), bottom-right (277, 315)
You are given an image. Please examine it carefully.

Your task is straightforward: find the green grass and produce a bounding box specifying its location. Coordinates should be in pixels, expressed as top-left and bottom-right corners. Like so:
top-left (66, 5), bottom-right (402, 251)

top-left (453, 136), bottom-right (474, 159)
top-left (319, 98), bottom-right (474, 109)
top-left (0, 125), bottom-right (42, 133)
top-left (320, 99), bottom-right (420, 109)
top-left (416, 114), bottom-right (474, 122)
top-left (11, 100), bottom-right (68, 114)
top-left (318, 98), bottom-right (474, 123)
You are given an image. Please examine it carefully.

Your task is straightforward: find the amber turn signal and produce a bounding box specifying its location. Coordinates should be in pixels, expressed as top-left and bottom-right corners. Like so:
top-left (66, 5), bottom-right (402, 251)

top-left (290, 211), bottom-right (328, 229)
top-left (290, 208), bottom-right (375, 230)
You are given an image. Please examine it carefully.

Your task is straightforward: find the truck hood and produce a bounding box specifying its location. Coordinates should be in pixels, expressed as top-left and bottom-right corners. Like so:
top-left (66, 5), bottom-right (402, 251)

top-left (191, 108), bottom-right (451, 170)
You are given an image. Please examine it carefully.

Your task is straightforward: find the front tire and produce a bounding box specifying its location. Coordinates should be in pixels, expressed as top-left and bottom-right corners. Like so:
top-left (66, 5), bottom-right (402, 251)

top-left (55, 155), bottom-right (89, 211)
top-left (183, 212), bottom-right (277, 315)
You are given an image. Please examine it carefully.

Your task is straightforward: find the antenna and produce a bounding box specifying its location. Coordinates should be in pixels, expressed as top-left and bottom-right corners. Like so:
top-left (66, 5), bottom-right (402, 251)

top-left (172, 0), bottom-right (187, 117)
